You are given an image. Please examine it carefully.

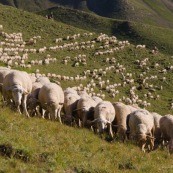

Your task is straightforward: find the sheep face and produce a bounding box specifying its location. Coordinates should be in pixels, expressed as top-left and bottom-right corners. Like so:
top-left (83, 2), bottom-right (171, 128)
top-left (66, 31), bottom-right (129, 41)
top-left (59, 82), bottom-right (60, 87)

top-left (135, 134), bottom-right (146, 152)
top-left (97, 121), bottom-right (107, 134)
top-left (11, 86), bottom-right (24, 106)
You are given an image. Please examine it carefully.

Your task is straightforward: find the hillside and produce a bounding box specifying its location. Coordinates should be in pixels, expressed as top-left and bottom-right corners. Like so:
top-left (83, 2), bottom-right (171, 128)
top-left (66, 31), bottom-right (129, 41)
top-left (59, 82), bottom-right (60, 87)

top-left (2, 0), bottom-right (173, 55)
top-left (1, 0), bottom-right (173, 29)
top-left (38, 5), bottom-right (173, 55)
top-left (0, 0), bottom-right (89, 12)
top-left (1, 4), bottom-right (173, 172)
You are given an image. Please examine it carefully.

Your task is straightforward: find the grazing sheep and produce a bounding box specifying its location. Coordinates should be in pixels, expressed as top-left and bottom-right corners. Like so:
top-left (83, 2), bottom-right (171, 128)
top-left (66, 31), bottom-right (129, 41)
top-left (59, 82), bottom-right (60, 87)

top-left (128, 109), bottom-right (155, 152)
top-left (151, 112), bottom-right (162, 146)
top-left (27, 82), bottom-right (43, 116)
top-left (89, 101), bottom-right (115, 139)
top-left (2, 70), bottom-right (32, 117)
top-left (64, 87), bottom-right (78, 96)
top-left (112, 102), bottom-right (139, 141)
top-left (63, 88), bottom-right (80, 123)
top-left (76, 96), bottom-right (97, 127)
top-left (159, 114), bottom-right (173, 153)
top-left (38, 83), bottom-right (64, 123)
top-left (77, 90), bottom-right (89, 97)
top-left (92, 96), bottom-right (103, 104)
top-left (0, 68), bottom-right (12, 92)
top-left (35, 76), bottom-right (50, 85)
top-left (29, 74), bottom-right (37, 83)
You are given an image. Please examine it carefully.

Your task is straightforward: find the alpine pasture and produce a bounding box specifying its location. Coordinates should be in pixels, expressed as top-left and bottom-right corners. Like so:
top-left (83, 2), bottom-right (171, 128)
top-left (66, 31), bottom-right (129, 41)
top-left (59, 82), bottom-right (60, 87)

top-left (0, 4), bottom-right (173, 173)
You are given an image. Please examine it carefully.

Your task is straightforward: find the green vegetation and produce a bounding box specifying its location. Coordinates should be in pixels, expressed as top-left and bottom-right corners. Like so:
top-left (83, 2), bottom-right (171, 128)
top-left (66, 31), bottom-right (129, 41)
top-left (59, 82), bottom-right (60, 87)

top-left (0, 3), bottom-right (173, 172)
top-left (38, 6), bottom-right (173, 55)
top-left (2, 0), bottom-right (173, 30)
top-left (1, 108), bottom-right (173, 172)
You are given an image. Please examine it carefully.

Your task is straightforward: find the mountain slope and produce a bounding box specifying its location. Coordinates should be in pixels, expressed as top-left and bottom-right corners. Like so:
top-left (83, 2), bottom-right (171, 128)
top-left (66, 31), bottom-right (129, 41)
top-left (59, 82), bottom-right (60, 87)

top-left (1, 0), bottom-right (173, 29)
top-left (37, 5), bottom-right (173, 55)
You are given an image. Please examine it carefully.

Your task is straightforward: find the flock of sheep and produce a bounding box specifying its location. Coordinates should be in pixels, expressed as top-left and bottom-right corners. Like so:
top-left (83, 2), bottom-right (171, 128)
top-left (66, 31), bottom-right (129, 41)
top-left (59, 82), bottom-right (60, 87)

top-left (0, 24), bottom-right (173, 154)
top-left (0, 67), bottom-right (172, 154)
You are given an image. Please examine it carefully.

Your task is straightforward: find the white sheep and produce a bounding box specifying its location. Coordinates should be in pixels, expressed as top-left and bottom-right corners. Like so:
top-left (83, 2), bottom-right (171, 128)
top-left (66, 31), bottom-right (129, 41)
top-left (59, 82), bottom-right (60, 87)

top-left (112, 102), bottom-right (139, 141)
top-left (89, 101), bottom-right (115, 139)
top-left (159, 114), bottom-right (173, 153)
top-left (63, 87), bottom-right (80, 123)
top-left (76, 95), bottom-right (97, 127)
top-left (128, 109), bottom-right (155, 152)
top-left (38, 83), bottom-right (64, 123)
top-left (2, 70), bottom-right (32, 117)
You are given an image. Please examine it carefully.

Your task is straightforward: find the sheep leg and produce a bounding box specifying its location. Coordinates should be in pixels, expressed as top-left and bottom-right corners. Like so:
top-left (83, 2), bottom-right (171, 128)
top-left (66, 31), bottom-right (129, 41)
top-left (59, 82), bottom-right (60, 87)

top-left (108, 123), bottom-right (114, 139)
top-left (57, 108), bottom-right (62, 124)
top-left (41, 109), bottom-right (46, 119)
top-left (17, 105), bottom-right (22, 114)
top-left (22, 95), bottom-right (29, 117)
top-left (78, 119), bottom-right (82, 127)
top-left (82, 112), bottom-right (87, 128)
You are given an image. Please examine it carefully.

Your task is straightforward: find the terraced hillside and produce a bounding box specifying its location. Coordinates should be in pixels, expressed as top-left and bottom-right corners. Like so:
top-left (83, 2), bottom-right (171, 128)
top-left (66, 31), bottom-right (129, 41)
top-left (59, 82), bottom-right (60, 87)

top-left (0, 4), bottom-right (173, 172)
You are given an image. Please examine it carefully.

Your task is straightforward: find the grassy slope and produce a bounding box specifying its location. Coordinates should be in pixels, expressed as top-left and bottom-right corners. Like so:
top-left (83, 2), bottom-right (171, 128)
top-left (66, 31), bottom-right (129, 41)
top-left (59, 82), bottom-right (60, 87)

top-left (38, 6), bottom-right (173, 55)
top-left (2, 0), bottom-right (173, 28)
top-left (0, 0), bottom-right (58, 11)
top-left (1, 108), bottom-right (173, 173)
top-left (0, 4), bottom-right (173, 172)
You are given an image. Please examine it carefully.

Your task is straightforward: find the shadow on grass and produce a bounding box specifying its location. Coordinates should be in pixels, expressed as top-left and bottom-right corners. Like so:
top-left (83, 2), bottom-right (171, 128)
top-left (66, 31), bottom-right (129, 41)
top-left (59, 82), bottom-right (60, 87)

top-left (0, 143), bottom-right (30, 162)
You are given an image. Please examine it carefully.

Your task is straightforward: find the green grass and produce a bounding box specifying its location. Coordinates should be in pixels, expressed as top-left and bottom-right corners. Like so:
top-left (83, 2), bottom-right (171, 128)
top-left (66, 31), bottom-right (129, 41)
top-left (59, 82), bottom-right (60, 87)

top-left (1, 4), bottom-right (173, 172)
top-left (0, 107), bottom-right (173, 172)
top-left (37, 5), bottom-right (173, 55)
top-left (143, 0), bottom-right (173, 23)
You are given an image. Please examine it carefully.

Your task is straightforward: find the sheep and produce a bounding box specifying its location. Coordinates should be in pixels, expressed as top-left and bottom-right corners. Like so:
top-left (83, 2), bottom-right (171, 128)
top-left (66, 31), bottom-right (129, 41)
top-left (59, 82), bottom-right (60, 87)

top-left (92, 96), bottom-right (103, 104)
top-left (77, 90), bottom-right (89, 97)
top-left (27, 82), bottom-right (43, 116)
top-left (76, 96), bottom-right (97, 127)
top-left (38, 83), bottom-right (64, 123)
top-left (0, 68), bottom-right (12, 92)
top-left (151, 112), bottom-right (162, 147)
top-left (89, 101), bottom-right (115, 139)
top-left (127, 109), bottom-right (155, 152)
top-left (35, 76), bottom-right (50, 85)
top-left (0, 68), bottom-right (16, 103)
top-left (112, 102), bottom-right (139, 141)
top-left (64, 87), bottom-right (78, 96)
top-left (159, 114), bottom-right (173, 153)
top-left (63, 88), bottom-right (80, 124)
top-left (2, 70), bottom-right (32, 117)
top-left (29, 74), bottom-right (37, 83)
